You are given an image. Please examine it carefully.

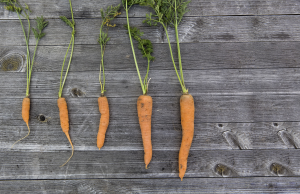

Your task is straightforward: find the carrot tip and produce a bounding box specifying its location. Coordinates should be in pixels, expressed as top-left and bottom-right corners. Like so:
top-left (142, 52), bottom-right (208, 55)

top-left (181, 178), bottom-right (183, 181)
top-left (11, 122), bottom-right (30, 149)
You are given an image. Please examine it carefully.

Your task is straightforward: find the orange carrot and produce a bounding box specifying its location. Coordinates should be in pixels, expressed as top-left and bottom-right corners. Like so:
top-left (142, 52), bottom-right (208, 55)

top-left (57, 97), bottom-right (74, 167)
top-left (179, 94), bottom-right (195, 181)
top-left (11, 97), bottom-right (31, 148)
top-left (137, 95), bottom-right (153, 169)
top-left (97, 96), bottom-right (110, 150)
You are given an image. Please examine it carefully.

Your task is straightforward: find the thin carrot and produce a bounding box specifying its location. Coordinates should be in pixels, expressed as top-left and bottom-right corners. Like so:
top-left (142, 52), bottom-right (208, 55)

top-left (11, 97), bottom-right (31, 148)
top-left (97, 96), bottom-right (110, 149)
top-left (58, 0), bottom-right (75, 166)
top-left (179, 94), bottom-right (194, 181)
top-left (57, 97), bottom-right (74, 167)
top-left (137, 95), bottom-right (153, 169)
top-left (1, 1), bottom-right (48, 147)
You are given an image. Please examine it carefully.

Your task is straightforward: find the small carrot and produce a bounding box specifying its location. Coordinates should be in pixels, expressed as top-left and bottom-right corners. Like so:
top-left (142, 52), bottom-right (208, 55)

top-left (11, 97), bottom-right (31, 148)
top-left (96, 4), bottom-right (120, 149)
top-left (179, 94), bottom-right (195, 181)
top-left (97, 96), bottom-right (110, 149)
top-left (57, 97), bottom-right (74, 167)
top-left (137, 95), bottom-right (153, 169)
top-left (58, 0), bottom-right (75, 166)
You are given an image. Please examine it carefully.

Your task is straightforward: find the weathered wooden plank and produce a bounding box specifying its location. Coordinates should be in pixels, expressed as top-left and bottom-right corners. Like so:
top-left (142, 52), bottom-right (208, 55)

top-left (1, 117), bottom-right (300, 151)
top-left (2, 68), bottom-right (300, 98)
top-left (0, 149), bottom-right (300, 179)
top-left (2, 41), bottom-right (300, 72)
top-left (1, 92), bottom-right (300, 125)
top-left (2, 15), bottom-right (300, 46)
top-left (1, 0), bottom-right (300, 19)
top-left (1, 177), bottom-right (300, 194)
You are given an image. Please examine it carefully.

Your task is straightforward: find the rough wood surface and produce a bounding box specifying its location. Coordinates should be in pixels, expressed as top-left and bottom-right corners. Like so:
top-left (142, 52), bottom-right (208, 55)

top-left (1, 177), bottom-right (300, 194)
top-left (1, 0), bottom-right (300, 193)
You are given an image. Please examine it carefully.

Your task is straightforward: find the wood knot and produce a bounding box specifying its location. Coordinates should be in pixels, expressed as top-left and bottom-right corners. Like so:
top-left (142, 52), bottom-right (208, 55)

top-left (71, 88), bottom-right (84, 97)
top-left (270, 163), bottom-right (291, 176)
top-left (0, 53), bottom-right (25, 72)
top-left (214, 164), bottom-right (237, 177)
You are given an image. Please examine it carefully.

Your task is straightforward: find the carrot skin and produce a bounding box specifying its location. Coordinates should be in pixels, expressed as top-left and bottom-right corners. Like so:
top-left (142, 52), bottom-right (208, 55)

top-left (137, 95), bottom-right (153, 169)
top-left (179, 94), bottom-right (195, 181)
top-left (22, 97), bottom-right (30, 125)
top-left (57, 97), bottom-right (74, 166)
top-left (97, 96), bottom-right (110, 150)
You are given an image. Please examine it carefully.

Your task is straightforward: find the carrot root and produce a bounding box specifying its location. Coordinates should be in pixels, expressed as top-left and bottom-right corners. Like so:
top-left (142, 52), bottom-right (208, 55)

top-left (97, 96), bottom-right (110, 150)
top-left (60, 132), bottom-right (74, 167)
top-left (137, 95), bottom-right (153, 168)
top-left (57, 97), bottom-right (74, 167)
top-left (178, 94), bottom-right (195, 181)
top-left (11, 97), bottom-right (31, 148)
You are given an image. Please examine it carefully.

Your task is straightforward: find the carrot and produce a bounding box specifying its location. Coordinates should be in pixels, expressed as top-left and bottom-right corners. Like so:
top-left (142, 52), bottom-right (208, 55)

top-left (11, 97), bottom-right (31, 148)
top-left (179, 94), bottom-right (195, 181)
top-left (57, 97), bottom-right (74, 167)
top-left (96, 4), bottom-right (120, 149)
top-left (97, 96), bottom-right (110, 149)
top-left (123, 0), bottom-right (155, 168)
top-left (137, 95), bottom-right (153, 169)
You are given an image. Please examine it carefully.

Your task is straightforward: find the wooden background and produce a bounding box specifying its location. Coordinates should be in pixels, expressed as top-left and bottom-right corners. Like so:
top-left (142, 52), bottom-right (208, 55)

top-left (1, 0), bottom-right (300, 193)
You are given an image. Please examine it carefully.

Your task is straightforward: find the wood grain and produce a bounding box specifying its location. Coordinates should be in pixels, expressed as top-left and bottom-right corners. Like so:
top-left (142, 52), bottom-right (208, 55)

top-left (1, 177), bottom-right (300, 193)
top-left (2, 16), bottom-right (300, 46)
top-left (1, 0), bottom-right (300, 19)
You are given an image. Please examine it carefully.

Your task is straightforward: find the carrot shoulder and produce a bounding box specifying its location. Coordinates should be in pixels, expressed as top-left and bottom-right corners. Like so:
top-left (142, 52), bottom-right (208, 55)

top-left (97, 96), bottom-right (110, 150)
top-left (57, 97), bottom-right (74, 167)
top-left (137, 95), bottom-right (153, 169)
top-left (179, 94), bottom-right (195, 181)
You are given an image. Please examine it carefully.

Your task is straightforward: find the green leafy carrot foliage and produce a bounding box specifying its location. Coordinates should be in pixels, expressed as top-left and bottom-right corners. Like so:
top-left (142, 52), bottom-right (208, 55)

top-left (98, 4), bottom-right (121, 95)
top-left (58, 0), bottom-right (75, 98)
top-left (139, 0), bottom-right (191, 94)
top-left (32, 16), bottom-right (48, 39)
top-left (1, 0), bottom-right (48, 96)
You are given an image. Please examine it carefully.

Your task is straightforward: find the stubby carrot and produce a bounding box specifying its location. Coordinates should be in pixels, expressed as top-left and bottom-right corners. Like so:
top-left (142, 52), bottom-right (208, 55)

top-left (179, 94), bottom-right (195, 181)
top-left (137, 95), bottom-right (153, 169)
top-left (97, 4), bottom-right (120, 149)
top-left (97, 96), bottom-right (110, 149)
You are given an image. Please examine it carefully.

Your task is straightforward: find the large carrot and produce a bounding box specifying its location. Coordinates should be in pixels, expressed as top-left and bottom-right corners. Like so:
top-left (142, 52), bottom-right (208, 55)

top-left (97, 96), bottom-right (110, 149)
top-left (123, 0), bottom-right (155, 168)
top-left (179, 94), bottom-right (195, 181)
top-left (97, 4), bottom-right (120, 149)
top-left (57, 97), bottom-right (74, 167)
top-left (137, 95), bottom-right (153, 168)
top-left (58, 0), bottom-right (75, 166)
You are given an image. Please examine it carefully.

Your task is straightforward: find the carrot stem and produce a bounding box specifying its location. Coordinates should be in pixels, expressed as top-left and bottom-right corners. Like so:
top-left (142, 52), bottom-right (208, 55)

top-left (125, 1), bottom-right (146, 95)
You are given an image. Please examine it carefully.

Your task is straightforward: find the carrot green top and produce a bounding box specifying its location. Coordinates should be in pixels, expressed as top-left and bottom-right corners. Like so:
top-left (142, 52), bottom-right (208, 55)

top-left (98, 4), bottom-right (121, 95)
top-left (123, 0), bottom-right (155, 95)
top-left (0, 0), bottom-right (48, 97)
top-left (58, 0), bottom-right (75, 98)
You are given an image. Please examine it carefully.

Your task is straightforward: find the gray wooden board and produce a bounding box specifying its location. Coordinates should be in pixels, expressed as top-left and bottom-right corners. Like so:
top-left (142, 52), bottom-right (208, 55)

top-left (1, 149), bottom-right (300, 179)
top-left (3, 16), bottom-right (300, 46)
top-left (1, 177), bottom-right (300, 194)
top-left (3, 41), bottom-right (300, 72)
top-left (2, 0), bottom-right (300, 19)
top-left (1, 0), bottom-right (300, 192)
